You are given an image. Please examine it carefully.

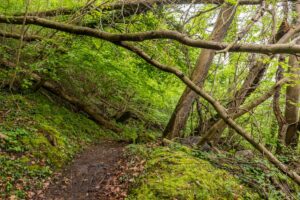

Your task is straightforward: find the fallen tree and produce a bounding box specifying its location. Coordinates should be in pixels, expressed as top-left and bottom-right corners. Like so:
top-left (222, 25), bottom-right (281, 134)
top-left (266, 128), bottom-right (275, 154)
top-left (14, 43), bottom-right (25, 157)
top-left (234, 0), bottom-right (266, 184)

top-left (0, 60), bottom-right (122, 133)
top-left (39, 78), bottom-right (123, 133)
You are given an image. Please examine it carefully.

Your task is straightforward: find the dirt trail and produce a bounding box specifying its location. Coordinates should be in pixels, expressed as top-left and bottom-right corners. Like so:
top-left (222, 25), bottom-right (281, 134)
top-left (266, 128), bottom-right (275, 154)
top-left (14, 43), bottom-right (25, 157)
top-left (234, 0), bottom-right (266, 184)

top-left (40, 140), bottom-right (127, 200)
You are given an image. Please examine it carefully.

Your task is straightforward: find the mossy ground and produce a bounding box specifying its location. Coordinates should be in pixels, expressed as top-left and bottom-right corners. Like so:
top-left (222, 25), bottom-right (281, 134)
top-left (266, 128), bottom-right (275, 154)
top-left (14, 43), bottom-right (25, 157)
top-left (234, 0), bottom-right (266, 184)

top-left (127, 144), bottom-right (259, 200)
top-left (0, 91), bottom-right (275, 199)
top-left (0, 91), bottom-right (117, 198)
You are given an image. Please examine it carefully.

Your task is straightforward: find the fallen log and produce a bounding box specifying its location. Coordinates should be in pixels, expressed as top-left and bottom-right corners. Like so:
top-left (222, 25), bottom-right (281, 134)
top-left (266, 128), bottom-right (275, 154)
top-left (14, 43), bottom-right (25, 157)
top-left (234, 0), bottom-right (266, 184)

top-left (0, 60), bottom-right (122, 133)
top-left (39, 78), bottom-right (123, 133)
top-left (114, 109), bottom-right (164, 131)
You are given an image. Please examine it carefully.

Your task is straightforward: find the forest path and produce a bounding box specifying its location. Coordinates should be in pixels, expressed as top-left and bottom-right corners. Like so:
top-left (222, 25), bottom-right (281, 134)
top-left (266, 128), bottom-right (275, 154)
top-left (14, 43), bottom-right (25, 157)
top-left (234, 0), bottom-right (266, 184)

top-left (41, 140), bottom-right (128, 200)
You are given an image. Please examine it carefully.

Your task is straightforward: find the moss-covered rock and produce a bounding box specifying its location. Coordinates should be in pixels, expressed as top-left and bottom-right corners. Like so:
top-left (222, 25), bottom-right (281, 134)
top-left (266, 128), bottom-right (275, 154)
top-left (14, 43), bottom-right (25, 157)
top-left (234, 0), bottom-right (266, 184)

top-left (128, 145), bottom-right (259, 200)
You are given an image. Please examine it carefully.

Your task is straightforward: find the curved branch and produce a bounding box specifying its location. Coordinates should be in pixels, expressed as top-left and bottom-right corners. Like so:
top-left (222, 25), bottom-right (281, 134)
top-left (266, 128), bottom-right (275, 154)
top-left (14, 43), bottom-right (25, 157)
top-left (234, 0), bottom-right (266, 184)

top-left (217, 1), bottom-right (266, 53)
top-left (115, 41), bottom-right (300, 185)
top-left (2, 15), bottom-right (300, 54)
top-left (197, 78), bottom-right (288, 145)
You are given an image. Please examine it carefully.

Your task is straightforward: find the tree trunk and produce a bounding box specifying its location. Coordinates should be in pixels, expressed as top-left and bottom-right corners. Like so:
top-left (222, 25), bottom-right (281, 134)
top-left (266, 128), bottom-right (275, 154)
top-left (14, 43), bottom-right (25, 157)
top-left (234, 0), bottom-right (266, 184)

top-left (199, 17), bottom-right (292, 144)
top-left (197, 78), bottom-right (288, 146)
top-left (119, 41), bottom-right (300, 185)
top-left (273, 56), bottom-right (288, 152)
top-left (163, 4), bottom-right (236, 139)
top-left (285, 54), bottom-right (300, 147)
top-left (0, 60), bottom-right (122, 133)
top-left (209, 60), bottom-right (268, 143)
top-left (284, 1), bottom-right (300, 148)
top-left (41, 79), bottom-right (123, 133)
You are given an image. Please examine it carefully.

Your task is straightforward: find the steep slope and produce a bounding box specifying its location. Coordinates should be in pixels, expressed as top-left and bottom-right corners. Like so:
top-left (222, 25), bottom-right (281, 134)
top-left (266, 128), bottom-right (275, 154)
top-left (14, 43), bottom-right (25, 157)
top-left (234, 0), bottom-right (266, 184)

top-left (0, 91), bottom-right (117, 199)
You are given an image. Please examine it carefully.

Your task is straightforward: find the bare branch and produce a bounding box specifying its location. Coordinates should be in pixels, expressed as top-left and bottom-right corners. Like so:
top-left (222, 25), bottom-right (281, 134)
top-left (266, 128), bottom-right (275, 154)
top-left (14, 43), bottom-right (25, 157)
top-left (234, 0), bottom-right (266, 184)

top-left (115, 41), bottom-right (300, 185)
top-left (2, 15), bottom-right (300, 54)
top-left (197, 77), bottom-right (288, 145)
top-left (217, 1), bottom-right (266, 53)
top-left (0, 30), bottom-right (42, 41)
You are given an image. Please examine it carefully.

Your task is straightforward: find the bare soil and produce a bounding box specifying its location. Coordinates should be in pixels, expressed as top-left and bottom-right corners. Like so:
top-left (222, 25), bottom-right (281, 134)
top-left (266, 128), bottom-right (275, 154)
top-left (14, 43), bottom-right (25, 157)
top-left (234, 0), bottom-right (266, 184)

top-left (39, 140), bottom-right (128, 200)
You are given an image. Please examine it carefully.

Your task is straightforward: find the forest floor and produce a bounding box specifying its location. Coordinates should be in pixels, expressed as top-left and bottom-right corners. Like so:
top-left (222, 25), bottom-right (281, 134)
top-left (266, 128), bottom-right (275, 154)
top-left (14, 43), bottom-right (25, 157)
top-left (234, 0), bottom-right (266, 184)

top-left (39, 140), bottom-right (129, 200)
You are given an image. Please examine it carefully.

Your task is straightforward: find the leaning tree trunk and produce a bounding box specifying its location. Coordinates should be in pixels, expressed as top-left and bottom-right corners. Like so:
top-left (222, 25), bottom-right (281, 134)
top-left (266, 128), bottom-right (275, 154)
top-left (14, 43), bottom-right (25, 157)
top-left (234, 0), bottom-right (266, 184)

top-left (208, 59), bottom-right (267, 143)
top-left (285, 51), bottom-right (300, 147)
top-left (199, 17), bottom-right (292, 145)
top-left (163, 4), bottom-right (236, 139)
top-left (284, 1), bottom-right (300, 148)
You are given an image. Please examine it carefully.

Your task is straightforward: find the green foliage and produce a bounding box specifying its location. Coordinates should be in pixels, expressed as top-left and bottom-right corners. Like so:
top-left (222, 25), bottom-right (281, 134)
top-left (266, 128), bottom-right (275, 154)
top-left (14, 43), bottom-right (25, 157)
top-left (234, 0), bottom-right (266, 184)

top-left (127, 144), bottom-right (259, 199)
top-left (0, 91), bottom-right (116, 198)
top-left (0, 155), bottom-right (51, 199)
top-left (0, 1), bottom-right (299, 198)
top-left (225, 0), bottom-right (238, 5)
top-left (193, 150), bottom-right (300, 199)
top-left (52, 37), bottom-right (183, 127)
top-left (0, 0), bottom-right (87, 14)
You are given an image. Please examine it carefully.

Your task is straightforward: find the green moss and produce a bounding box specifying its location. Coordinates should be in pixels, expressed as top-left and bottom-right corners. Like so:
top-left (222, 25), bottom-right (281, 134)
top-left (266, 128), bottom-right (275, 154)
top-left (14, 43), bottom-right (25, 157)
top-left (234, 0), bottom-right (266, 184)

top-left (0, 91), bottom-right (116, 198)
top-left (128, 145), bottom-right (259, 200)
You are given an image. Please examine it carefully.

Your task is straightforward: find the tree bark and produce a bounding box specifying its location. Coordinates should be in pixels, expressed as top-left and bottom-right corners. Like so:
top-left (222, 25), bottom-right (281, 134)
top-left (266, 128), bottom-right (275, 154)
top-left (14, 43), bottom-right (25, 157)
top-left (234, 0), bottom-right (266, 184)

top-left (196, 78), bottom-right (288, 145)
top-left (2, 15), bottom-right (300, 54)
top-left (118, 41), bottom-right (300, 185)
top-left (199, 17), bottom-right (293, 144)
top-left (207, 60), bottom-right (268, 143)
top-left (285, 54), bottom-right (300, 147)
top-left (273, 56), bottom-right (288, 152)
top-left (163, 4), bottom-right (237, 138)
top-left (40, 79), bottom-right (123, 133)
top-left (0, 60), bottom-right (122, 133)
top-left (284, 1), bottom-right (300, 148)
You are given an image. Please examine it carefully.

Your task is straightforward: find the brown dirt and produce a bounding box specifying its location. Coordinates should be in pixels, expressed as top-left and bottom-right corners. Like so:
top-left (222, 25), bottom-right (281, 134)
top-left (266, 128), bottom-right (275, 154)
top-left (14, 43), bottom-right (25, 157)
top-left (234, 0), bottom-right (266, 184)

top-left (39, 140), bottom-right (128, 200)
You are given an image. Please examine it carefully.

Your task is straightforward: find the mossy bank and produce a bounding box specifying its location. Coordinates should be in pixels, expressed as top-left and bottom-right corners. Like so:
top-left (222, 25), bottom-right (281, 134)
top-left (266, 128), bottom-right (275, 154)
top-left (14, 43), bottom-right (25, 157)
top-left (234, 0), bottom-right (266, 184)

top-left (0, 91), bottom-right (116, 199)
top-left (127, 144), bottom-right (259, 200)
